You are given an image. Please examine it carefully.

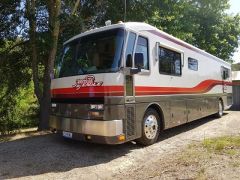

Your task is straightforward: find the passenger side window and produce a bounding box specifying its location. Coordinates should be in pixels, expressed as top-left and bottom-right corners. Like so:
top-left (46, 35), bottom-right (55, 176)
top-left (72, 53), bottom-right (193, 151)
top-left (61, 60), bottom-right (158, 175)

top-left (135, 36), bottom-right (149, 70)
top-left (188, 57), bottom-right (198, 71)
top-left (159, 47), bottom-right (181, 75)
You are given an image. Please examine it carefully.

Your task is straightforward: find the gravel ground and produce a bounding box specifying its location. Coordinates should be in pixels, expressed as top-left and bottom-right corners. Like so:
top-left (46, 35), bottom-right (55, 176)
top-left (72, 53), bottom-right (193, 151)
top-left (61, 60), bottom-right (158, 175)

top-left (0, 111), bottom-right (240, 180)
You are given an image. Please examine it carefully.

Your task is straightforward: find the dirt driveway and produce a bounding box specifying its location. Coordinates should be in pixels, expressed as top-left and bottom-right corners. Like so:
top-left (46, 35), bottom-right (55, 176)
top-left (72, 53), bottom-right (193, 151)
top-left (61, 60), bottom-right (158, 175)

top-left (0, 111), bottom-right (240, 180)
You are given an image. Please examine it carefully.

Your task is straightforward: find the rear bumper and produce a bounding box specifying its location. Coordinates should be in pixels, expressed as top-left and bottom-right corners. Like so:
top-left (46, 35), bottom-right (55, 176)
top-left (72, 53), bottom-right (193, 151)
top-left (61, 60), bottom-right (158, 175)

top-left (49, 115), bottom-right (125, 144)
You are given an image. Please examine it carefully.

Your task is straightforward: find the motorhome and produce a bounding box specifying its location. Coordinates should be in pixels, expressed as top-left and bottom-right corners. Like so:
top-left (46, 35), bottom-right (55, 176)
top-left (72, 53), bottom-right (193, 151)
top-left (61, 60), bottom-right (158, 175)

top-left (50, 22), bottom-right (232, 145)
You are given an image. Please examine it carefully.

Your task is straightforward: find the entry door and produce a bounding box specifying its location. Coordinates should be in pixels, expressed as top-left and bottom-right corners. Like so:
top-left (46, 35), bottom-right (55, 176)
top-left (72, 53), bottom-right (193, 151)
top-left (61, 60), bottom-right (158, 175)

top-left (124, 31), bottom-right (137, 103)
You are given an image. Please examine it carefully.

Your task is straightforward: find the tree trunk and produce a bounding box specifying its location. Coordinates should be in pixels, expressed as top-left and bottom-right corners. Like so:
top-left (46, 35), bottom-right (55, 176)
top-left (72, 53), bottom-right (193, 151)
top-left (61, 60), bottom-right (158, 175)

top-left (38, 96), bottom-right (50, 130)
top-left (26, 0), bottom-right (61, 130)
top-left (37, 0), bottom-right (61, 130)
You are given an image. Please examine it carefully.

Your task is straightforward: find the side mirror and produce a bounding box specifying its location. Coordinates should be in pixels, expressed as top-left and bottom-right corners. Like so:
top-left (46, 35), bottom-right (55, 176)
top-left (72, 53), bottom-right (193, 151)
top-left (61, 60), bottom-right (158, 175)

top-left (126, 54), bottom-right (132, 67)
top-left (134, 53), bottom-right (144, 69)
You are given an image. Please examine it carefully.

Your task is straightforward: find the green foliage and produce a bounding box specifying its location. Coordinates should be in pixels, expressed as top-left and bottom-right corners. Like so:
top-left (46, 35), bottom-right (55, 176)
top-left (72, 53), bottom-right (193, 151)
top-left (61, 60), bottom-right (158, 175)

top-left (147, 0), bottom-right (240, 61)
top-left (203, 136), bottom-right (240, 153)
top-left (0, 39), bottom-right (36, 134)
top-left (0, 82), bottom-right (38, 134)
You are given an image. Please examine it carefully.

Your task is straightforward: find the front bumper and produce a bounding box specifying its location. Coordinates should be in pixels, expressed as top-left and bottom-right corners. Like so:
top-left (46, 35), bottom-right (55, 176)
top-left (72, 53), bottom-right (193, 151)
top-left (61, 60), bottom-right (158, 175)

top-left (49, 115), bottom-right (125, 144)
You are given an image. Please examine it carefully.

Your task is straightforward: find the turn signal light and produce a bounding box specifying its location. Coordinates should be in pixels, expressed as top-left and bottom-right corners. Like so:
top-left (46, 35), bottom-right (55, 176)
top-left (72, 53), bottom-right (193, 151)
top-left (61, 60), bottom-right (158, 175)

top-left (118, 134), bottom-right (125, 141)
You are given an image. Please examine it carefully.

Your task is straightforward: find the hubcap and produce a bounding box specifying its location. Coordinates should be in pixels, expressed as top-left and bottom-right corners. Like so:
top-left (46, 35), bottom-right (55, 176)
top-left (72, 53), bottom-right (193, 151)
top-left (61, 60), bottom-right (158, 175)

top-left (144, 115), bottom-right (158, 139)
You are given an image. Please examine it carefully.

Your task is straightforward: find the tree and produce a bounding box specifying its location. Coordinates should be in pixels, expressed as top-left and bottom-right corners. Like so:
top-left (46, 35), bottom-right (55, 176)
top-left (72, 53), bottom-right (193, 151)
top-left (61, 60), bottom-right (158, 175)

top-left (26, 0), bottom-right (61, 130)
top-left (25, 0), bottom-right (102, 130)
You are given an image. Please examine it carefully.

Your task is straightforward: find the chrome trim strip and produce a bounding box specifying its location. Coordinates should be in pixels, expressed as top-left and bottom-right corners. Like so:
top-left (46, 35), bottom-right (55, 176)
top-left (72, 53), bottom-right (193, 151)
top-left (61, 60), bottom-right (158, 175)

top-left (49, 116), bottom-right (123, 137)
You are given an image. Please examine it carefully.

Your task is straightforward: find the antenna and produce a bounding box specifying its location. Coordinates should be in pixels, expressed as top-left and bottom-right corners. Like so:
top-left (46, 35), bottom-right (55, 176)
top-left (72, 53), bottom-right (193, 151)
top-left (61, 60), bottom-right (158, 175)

top-left (124, 0), bottom-right (126, 22)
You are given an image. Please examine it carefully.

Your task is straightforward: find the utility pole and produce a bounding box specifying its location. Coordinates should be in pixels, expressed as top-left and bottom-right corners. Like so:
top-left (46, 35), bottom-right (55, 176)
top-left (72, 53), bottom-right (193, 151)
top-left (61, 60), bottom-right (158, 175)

top-left (124, 0), bottom-right (126, 22)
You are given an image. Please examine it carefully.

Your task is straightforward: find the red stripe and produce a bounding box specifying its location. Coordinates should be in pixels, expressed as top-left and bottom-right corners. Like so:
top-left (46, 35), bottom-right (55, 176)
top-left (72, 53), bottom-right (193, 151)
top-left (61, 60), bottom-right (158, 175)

top-left (51, 86), bottom-right (124, 98)
top-left (51, 80), bottom-right (232, 98)
top-left (135, 80), bottom-right (232, 96)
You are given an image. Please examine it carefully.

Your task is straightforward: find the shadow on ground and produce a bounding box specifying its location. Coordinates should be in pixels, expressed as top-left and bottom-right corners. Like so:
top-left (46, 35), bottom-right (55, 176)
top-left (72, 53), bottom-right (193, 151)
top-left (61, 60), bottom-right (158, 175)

top-left (158, 113), bottom-right (228, 141)
top-left (0, 114), bottom-right (224, 179)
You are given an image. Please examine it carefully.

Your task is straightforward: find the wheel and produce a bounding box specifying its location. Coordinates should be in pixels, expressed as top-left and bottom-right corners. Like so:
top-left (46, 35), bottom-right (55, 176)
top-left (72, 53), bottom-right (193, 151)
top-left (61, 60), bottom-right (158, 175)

top-left (215, 100), bottom-right (223, 118)
top-left (137, 108), bottom-right (161, 146)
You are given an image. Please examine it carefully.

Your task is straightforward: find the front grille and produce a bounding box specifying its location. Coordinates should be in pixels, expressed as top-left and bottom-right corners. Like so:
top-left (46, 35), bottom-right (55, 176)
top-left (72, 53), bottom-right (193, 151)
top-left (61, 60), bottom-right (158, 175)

top-left (51, 103), bottom-right (91, 119)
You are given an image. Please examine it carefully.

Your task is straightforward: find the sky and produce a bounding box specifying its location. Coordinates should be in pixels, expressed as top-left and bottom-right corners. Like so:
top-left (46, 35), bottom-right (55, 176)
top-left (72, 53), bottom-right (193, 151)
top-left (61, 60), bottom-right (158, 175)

top-left (228, 0), bottom-right (240, 63)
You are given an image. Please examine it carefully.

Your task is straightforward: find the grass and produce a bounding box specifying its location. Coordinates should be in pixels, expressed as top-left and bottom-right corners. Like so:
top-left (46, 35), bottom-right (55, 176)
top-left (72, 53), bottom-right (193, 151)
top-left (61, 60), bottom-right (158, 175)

top-left (175, 136), bottom-right (240, 179)
top-left (203, 136), bottom-right (240, 153)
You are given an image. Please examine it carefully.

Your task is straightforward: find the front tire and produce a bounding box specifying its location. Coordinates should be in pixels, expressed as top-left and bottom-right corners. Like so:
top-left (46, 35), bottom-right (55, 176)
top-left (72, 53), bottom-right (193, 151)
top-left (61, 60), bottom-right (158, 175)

top-left (137, 108), bottom-right (161, 146)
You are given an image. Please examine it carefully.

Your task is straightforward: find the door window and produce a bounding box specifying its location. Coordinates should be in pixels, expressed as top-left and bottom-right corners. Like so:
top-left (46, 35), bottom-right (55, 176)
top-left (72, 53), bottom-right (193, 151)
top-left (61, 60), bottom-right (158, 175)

top-left (135, 36), bottom-right (149, 70)
top-left (125, 32), bottom-right (136, 67)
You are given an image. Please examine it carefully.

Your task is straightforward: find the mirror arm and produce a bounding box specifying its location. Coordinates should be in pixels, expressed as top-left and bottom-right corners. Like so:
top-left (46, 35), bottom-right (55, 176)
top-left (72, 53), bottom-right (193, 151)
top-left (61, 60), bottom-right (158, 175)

top-left (130, 67), bottom-right (141, 75)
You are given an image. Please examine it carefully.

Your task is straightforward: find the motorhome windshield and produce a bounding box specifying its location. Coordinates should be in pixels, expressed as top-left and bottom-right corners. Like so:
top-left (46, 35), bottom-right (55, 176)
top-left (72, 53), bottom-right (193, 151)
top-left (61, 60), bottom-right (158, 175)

top-left (57, 28), bottom-right (124, 78)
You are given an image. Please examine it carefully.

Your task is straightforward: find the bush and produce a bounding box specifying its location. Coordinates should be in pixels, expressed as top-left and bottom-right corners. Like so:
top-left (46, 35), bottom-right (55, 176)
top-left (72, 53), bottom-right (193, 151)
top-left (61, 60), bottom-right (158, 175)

top-left (0, 82), bottom-right (38, 135)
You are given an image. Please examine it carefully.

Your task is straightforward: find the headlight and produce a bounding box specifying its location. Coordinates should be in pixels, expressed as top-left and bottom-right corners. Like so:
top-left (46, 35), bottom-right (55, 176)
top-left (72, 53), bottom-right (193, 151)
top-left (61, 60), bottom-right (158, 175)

top-left (89, 104), bottom-right (104, 119)
top-left (51, 103), bottom-right (57, 114)
top-left (89, 104), bottom-right (104, 110)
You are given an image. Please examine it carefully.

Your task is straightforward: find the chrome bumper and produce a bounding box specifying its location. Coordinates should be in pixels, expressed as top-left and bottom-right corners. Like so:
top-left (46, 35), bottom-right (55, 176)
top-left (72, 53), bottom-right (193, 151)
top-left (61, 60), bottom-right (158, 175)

top-left (49, 116), bottom-right (123, 137)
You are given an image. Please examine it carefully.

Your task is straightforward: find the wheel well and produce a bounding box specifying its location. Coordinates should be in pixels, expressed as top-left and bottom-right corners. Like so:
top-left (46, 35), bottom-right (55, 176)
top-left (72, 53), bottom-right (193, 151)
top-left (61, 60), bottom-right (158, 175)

top-left (147, 104), bottom-right (165, 130)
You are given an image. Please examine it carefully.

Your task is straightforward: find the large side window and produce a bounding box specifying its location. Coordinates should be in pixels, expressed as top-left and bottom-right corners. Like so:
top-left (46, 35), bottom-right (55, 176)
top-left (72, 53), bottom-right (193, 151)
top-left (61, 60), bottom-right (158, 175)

top-left (125, 32), bottom-right (136, 67)
top-left (188, 57), bottom-right (198, 71)
top-left (159, 47), bottom-right (181, 75)
top-left (135, 36), bottom-right (149, 70)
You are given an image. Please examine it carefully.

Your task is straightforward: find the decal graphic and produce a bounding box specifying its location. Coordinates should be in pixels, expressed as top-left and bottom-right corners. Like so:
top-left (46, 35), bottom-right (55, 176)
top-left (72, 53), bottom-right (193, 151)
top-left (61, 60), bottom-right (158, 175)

top-left (72, 75), bottom-right (103, 90)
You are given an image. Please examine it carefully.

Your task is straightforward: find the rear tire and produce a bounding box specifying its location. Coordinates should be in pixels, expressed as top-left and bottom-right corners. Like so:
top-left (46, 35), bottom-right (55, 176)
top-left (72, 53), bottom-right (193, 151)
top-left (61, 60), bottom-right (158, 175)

top-left (137, 108), bottom-right (161, 146)
top-left (215, 100), bottom-right (223, 118)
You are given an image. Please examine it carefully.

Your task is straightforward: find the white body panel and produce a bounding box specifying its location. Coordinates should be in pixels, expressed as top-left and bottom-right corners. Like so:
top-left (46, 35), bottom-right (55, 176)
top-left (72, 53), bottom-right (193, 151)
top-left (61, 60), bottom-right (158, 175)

top-left (52, 22), bottom-right (232, 97)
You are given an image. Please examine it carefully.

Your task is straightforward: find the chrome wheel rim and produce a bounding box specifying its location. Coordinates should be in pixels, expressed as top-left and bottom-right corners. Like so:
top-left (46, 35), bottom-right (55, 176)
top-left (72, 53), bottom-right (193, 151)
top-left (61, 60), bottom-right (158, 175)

top-left (144, 115), bottom-right (158, 139)
top-left (219, 101), bottom-right (223, 116)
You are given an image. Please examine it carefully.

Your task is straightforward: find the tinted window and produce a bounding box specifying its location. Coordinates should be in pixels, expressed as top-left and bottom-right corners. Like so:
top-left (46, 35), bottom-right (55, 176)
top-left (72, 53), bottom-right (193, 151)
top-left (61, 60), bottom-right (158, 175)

top-left (188, 58), bottom-right (198, 71)
top-left (57, 28), bottom-right (124, 78)
top-left (135, 36), bottom-right (149, 70)
top-left (125, 32), bottom-right (136, 67)
top-left (159, 47), bottom-right (181, 75)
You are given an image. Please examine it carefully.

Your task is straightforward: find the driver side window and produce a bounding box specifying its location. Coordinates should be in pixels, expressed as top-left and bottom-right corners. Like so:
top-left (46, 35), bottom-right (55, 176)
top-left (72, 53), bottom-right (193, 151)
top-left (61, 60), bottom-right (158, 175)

top-left (135, 36), bottom-right (149, 70)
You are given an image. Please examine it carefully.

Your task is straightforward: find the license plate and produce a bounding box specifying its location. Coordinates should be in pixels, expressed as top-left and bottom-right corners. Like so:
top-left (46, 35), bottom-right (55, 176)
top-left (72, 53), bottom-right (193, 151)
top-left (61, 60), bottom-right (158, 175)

top-left (63, 131), bottom-right (72, 138)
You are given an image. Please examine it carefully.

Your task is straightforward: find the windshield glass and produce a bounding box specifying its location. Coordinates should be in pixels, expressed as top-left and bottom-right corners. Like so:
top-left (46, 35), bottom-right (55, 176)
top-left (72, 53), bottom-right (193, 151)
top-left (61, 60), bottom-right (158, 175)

top-left (57, 28), bottom-right (124, 78)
